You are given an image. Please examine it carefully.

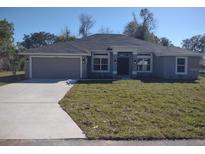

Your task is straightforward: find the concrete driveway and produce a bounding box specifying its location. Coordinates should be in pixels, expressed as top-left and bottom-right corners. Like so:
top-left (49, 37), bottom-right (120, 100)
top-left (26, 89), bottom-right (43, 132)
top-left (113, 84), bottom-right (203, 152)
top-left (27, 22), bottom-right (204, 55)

top-left (0, 79), bottom-right (85, 139)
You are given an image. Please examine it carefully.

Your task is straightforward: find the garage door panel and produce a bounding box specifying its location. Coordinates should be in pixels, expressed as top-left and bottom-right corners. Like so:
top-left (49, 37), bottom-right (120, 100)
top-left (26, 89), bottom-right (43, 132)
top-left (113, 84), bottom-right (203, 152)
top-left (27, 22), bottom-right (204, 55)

top-left (32, 57), bottom-right (80, 79)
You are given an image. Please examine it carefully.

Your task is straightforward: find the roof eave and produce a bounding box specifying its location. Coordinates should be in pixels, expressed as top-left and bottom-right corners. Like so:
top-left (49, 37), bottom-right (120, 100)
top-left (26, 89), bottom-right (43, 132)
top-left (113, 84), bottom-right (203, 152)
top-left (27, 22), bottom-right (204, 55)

top-left (156, 53), bottom-right (202, 57)
top-left (19, 52), bottom-right (91, 56)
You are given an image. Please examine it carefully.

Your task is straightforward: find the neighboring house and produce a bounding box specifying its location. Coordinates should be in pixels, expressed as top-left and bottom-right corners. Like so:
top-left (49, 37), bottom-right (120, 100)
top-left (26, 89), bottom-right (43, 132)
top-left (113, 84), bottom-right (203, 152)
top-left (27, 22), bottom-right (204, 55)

top-left (20, 34), bottom-right (201, 80)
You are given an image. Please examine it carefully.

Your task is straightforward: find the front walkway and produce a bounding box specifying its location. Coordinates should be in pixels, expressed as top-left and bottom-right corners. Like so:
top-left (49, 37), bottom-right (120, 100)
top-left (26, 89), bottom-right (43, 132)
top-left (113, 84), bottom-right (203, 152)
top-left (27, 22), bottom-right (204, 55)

top-left (0, 79), bottom-right (85, 139)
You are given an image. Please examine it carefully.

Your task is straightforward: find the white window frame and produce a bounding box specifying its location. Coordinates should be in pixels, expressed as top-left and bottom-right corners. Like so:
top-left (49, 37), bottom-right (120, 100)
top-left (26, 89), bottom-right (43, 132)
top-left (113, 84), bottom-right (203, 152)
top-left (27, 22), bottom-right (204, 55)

top-left (136, 54), bottom-right (153, 73)
top-left (92, 53), bottom-right (110, 73)
top-left (175, 57), bottom-right (188, 75)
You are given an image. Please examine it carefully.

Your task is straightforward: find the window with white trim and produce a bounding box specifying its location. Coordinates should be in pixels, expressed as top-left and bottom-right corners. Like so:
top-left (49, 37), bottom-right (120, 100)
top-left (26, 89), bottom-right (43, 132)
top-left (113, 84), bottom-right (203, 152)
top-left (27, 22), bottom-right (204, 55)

top-left (92, 53), bottom-right (109, 72)
top-left (176, 57), bottom-right (187, 74)
top-left (136, 54), bottom-right (152, 72)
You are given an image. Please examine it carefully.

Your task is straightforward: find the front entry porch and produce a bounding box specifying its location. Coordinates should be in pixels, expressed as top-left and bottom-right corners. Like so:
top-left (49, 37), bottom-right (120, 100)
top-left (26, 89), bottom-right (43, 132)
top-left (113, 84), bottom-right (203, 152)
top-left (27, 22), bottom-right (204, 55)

top-left (117, 57), bottom-right (129, 75)
top-left (115, 52), bottom-right (132, 78)
top-left (112, 52), bottom-right (153, 79)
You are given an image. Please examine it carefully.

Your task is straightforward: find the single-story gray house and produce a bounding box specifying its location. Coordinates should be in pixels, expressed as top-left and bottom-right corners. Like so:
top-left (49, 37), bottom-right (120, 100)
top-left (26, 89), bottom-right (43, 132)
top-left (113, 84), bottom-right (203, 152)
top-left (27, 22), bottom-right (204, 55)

top-left (20, 34), bottom-right (201, 80)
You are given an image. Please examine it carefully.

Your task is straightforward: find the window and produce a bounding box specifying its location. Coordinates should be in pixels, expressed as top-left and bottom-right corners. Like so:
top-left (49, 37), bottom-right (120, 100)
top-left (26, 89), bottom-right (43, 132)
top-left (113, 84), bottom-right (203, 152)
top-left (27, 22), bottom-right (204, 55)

top-left (92, 53), bottom-right (109, 72)
top-left (136, 54), bottom-right (152, 72)
top-left (176, 57), bottom-right (187, 74)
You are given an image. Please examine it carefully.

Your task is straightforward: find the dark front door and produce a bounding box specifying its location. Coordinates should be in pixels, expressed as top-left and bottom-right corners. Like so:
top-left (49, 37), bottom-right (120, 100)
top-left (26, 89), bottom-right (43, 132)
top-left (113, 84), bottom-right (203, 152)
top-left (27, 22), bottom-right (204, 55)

top-left (117, 57), bottom-right (129, 75)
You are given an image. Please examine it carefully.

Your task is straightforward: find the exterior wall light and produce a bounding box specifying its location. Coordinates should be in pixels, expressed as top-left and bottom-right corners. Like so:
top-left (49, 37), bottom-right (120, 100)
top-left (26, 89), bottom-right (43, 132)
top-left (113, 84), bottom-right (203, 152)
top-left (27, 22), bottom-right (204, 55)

top-left (82, 57), bottom-right (86, 64)
top-left (26, 58), bottom-right (29, 62)
top-left (114, 59), bottom-right (117, 64)
top-left (133, 60), bottom-right (137, 65)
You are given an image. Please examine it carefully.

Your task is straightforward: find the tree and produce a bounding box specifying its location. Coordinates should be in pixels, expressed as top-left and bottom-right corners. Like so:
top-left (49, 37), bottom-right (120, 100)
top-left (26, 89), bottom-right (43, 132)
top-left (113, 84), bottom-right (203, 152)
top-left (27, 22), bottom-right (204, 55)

top-left (137, 8), bottom-right (156, 40)
top-left (123, 8), bottom-right (157, 43)
top-left (0, 19), bottom-right (14, 57)
top-left (123, 13), bottom-right (138, 37)
top-left (160, 37), bottom-right (173, 47)
top-left (55, 27), bottom-right (75, 42)
top-left (98, 26), bottom-right (112, 34)
top-left (140, 8), bottom-right (155, 32)
top-left (8, 48), bottom-right (19, 75)
top-left (21, 32), bottom-right (57, 49)
top-left (182, 34), bottom-right (205, 53)
top-left (14, 43), bottom-right (26, 71)
top-left (0, 19), bottom-right (25, 74)
top-left (79, 14), bottom-right (95, 38)
top-left (146, 32), bottom-right (161, 44)
top-left (0, 19), bottom-right (15, 71)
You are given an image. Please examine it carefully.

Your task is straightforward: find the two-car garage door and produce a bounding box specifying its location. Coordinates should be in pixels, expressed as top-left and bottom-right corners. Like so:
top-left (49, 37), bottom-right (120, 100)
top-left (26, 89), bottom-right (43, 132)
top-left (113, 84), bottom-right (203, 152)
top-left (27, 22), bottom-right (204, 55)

top-left (31, 57), bottom-right (81, 79)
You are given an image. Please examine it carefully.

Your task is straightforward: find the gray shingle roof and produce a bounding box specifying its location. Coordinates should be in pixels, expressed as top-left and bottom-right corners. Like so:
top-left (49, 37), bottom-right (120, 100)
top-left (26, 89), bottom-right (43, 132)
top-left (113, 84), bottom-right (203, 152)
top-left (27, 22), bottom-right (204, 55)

top-left (24, 34), bottom-right (200, 57)
top-left (25, 41), bottom-right (89, 54)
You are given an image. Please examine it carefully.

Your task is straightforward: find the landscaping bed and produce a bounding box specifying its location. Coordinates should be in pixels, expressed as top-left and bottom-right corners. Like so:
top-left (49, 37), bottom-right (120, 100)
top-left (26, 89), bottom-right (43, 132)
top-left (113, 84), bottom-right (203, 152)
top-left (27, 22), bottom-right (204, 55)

top-left (59, 77), bottom-right (205, 139)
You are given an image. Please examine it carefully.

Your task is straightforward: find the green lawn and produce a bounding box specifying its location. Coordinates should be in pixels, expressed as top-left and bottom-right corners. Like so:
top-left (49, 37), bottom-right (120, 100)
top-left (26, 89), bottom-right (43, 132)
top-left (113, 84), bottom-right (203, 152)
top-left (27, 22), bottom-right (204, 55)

top-left (0, 71), bottom-right (25, 86)
top-left (59, 77), bottom-right (205, 140)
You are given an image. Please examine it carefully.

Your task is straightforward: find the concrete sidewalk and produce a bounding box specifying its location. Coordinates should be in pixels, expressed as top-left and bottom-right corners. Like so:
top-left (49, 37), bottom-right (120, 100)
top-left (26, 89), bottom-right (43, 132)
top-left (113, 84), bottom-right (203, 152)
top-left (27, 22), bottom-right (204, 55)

top-left (0, 139), bottom-right (204, 146)
top-left (0, 79), bottom-right (85, 139)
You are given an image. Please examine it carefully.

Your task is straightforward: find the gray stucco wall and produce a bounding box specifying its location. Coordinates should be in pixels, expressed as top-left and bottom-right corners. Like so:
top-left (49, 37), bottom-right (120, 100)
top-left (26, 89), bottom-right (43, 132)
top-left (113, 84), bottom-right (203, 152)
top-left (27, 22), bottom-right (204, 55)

top-left (25, 54), bottom-right (200, 80)
top-left (112, 53), bottom-right (117, 76)
top-left (87, 53), bottom-right (200, 79)
top-left (128, 53), bottom-right (133, 76)
top-left (153, 56), bottom-right (200, 79)
top-left (187, 56), bottom-right (200, 79)
top-left (82, 56), bottom-right (87, 78)
top-left (153, 55), bottom-right (162, 78)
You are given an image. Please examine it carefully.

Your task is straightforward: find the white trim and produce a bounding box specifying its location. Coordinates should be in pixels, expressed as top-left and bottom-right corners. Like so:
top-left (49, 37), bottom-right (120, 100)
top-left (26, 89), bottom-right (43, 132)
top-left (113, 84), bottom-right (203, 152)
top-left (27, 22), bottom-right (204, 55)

top-left (175, 57), bottom-right (188, 75)
top-left (92, 50), bottom-right (109, 52)
top-left (29, 55), bottom-right (83, 79)
top-left (80, 56), bottom-right (82, 78)
top-left (113, 51), bottom-right (118, 55)
top-left (111, 46), bottom-right (139, 52)
top-left (132, 71), bottom-right (137, 75)
top-left (29, 56), bottom-right (32, 78)
top-left (156, 54), bottom-right (201, 57)
top-left (111, 45), bottom-right (139, 48)
top-left (112, 71), bottom-right (117, 75)
top-left (30, 55), bottom-right (82, 58)
top-left (19, 52), bottom-right (90, 56)
top-left (92, 52), bottom-right (110, 73)
top-left (136, 54), bottom-right (153, 73)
